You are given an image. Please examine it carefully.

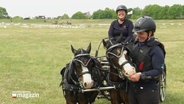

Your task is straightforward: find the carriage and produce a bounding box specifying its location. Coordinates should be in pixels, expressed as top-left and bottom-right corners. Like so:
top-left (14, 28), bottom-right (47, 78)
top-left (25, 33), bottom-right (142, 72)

top-left (60, 38), bottom-right (166, 104)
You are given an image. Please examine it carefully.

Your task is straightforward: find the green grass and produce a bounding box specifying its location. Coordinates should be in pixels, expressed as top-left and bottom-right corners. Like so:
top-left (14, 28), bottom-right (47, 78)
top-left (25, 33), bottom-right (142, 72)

top-left (0, 19), bottom-right (184, 104)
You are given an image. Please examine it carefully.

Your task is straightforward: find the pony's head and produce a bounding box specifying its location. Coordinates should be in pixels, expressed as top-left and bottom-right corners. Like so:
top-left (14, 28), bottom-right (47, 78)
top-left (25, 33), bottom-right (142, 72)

top-left (102, 38), bottom-right (136, 78)
top-left (70, 43), bottom-right (95, 89)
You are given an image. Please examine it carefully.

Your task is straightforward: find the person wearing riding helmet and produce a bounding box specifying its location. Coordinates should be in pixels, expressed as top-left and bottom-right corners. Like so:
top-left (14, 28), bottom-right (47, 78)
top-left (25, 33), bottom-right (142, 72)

top-left (125, 16), bottom-right (166, 104)
top-left (108, 5), bottom-right (134, 44)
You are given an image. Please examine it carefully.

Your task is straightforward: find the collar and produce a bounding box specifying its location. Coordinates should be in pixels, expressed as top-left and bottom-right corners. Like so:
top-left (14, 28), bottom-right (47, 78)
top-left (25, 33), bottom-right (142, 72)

top-left (138, 38), bottom-right (155, 47)
top-left (117, 18), bottom-right (127, 24)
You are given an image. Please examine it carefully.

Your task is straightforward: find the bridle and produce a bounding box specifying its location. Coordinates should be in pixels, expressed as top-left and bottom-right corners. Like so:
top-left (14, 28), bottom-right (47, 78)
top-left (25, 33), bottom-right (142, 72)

top-left (106, 43), bottom-right (130, 79)
top-left (70, 53), bottom-right (92, 87)
top-left (72, 53), bottom-right (102, 89)
top-left (74, 53), bottom-right (92, 67)
top-left (73, 53), bottom-right (92, 76)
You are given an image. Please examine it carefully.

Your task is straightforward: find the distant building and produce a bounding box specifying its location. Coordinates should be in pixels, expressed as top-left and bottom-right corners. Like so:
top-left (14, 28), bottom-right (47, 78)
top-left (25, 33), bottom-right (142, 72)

top-left (83, 12), bottom-right (90, 16)
top-left (37, 16), bottom-right (46, 19)
top-left (23, 17), bottom-right (30, 20)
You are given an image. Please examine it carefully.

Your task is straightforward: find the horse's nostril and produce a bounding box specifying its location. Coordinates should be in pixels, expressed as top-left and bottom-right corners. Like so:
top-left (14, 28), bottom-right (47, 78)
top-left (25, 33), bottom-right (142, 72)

top-left (84, 82), bottom-right (87, 87)
top-left (125, 72), bottom-right (129, 76)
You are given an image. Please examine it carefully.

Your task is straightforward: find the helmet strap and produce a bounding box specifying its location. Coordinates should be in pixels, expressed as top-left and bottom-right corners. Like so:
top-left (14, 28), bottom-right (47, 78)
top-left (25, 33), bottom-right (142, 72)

top-left (145, 31), bottom-right (152, 41)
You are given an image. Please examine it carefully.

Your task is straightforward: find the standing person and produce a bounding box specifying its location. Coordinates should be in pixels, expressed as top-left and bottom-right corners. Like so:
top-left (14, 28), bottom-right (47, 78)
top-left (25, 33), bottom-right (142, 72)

top-left (108, 5), bottom-right (134, 43)
top-left (125, 16), bottom-right (166, 104)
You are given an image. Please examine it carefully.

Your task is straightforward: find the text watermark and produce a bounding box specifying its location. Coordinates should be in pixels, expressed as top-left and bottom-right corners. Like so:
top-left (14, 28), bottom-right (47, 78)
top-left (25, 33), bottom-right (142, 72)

top-left (12, 91), bottom-right (39, 99)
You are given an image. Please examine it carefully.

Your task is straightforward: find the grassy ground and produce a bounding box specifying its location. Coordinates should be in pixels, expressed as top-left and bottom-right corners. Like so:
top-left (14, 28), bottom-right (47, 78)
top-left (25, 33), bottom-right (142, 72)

top-left (0, 19), bottom-right (184, 104)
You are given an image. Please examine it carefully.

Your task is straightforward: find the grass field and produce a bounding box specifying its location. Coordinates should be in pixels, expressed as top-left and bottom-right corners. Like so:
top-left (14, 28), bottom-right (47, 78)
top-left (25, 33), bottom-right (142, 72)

top-left (0, 19), bottom-right (184, 104)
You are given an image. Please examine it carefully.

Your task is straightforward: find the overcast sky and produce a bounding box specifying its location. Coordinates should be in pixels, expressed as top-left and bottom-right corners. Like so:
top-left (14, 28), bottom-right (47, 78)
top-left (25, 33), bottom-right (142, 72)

top-left (0, 0), bottom-right (183, 17)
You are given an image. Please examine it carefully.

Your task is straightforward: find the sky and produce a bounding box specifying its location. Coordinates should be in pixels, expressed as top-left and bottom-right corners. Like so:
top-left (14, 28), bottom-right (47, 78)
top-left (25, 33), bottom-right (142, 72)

top-left (0, 0), bottom-right (183, 18)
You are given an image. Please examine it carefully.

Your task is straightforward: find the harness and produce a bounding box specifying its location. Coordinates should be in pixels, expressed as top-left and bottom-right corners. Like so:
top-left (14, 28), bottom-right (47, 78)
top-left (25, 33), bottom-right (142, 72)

top-left (61, 62), bottom-right (81, 92)
top-left (125, 39), bottom-right (166, 80)
top-left (133, 40), bottom-right (165, 72)
top-left (105, 43), bottom-right (129, 89)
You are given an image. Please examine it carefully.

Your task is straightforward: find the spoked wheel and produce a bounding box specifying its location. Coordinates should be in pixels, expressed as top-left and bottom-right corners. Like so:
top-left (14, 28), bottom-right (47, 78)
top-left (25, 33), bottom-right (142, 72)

top-left (159, 70), bottom-right (166, 102)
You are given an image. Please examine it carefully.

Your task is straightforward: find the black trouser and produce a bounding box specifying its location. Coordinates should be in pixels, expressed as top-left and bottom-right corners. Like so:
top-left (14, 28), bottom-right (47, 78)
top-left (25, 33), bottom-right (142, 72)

top-left (128, 85), bottom-right (159, 104)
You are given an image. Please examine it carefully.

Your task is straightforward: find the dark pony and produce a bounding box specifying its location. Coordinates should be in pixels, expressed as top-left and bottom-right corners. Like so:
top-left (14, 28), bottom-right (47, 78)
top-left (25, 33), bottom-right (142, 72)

top-left (102, 37), bottom-right (136, 104)
top-left (60, 43), bottom-right (103, 104)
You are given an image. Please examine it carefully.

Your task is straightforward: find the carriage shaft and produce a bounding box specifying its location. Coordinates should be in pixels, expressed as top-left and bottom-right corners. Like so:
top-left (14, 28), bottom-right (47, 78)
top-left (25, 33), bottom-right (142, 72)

top-left (81, 86), bottom-right (115, 93)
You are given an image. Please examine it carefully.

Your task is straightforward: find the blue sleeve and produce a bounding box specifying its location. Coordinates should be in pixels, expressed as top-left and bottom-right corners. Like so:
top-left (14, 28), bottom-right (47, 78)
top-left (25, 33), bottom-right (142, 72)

top-left (108, 21), bottom-right (115, 40)
top-left (142, 46), bottom-right (165, 77)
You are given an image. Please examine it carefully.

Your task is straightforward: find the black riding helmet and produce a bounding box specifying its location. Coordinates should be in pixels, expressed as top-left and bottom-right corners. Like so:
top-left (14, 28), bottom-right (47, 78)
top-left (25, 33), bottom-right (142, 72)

top-left (116, 5), bottom-right (127, 14)
top-left (133, 16), bottom-right (156, 32)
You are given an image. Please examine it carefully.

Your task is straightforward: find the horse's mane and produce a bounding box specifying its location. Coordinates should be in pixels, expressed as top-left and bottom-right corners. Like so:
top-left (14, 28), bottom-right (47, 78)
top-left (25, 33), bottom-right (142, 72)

top-left (60, 61), bottom-right (76, 83)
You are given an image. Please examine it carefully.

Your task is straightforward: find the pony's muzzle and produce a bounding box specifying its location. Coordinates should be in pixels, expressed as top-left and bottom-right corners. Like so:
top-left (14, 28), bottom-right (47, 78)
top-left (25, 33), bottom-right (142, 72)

top-left (83, 80), bottom-right (94, 89)
top-left (125, 67), bottom-right (136, 76)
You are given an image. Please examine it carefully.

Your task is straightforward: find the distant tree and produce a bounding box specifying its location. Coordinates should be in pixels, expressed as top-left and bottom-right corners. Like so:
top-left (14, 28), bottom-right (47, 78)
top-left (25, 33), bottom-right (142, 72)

top-left (140, 4), bottom-right (184, 19)
top-left (103, 8), bottom-right (116, 19)
top-left (151, 5), bottom-right (162, 19)
top-left (10, 16), bottom-right (23, 22)
top-left (159, 5), bottom-right (170, 19)
top-left (0, 7), bottom-right (9, 19)
top-left (92, 9), bottom-right (103, 19)
top-left (182, 5), bottom-right (184, 19)
top-left (92, 8), bottom-right (115, 19)
top-left (12, 16), bottom-right (23, 19)
top-left (168, 4), bottom-right (184, 19)
top-left (131, 7), bottom-right (142, 19)
top-left (142, 4), bottom-right (162, 19)
top-left (91, 5), bottom-right (183, 19)
top-left (58, 14), bottom-right (70, 19)
top-left (71, 11), bottom-right (87, 19)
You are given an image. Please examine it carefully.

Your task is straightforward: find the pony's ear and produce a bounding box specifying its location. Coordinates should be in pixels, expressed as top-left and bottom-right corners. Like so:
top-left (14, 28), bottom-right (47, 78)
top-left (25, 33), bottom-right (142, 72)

top-left (86, 43), bottom-right (91, 53)
top-left (102, 39), bottom-right (107, 48)
top-left (71, 45), bottom-right (77, 54)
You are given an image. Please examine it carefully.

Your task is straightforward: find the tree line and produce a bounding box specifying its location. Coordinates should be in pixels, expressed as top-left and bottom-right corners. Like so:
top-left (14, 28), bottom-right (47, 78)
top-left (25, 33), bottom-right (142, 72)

top-left (0, 4), bottom-right (183, 20)
top-left (92, 4), bottom-right (184, 19)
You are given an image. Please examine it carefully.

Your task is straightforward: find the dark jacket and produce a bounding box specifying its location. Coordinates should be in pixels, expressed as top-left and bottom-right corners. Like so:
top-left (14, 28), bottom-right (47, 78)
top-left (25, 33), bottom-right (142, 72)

top-left (126, 38), bottom-right (165, 89)
top-left (108, 19), bottom-right (134, 43)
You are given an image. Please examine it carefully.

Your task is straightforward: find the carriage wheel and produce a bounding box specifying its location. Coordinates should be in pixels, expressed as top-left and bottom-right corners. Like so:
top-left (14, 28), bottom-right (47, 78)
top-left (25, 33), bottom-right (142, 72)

top-left (159, 71), bottom-right (166, 102)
